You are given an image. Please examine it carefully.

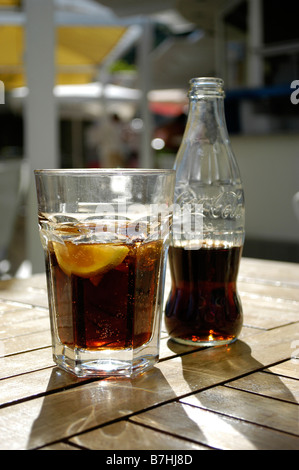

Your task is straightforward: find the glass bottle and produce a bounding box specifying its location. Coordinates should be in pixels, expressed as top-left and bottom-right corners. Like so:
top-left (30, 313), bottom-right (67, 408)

top-left (165, 77), bottom-right (245, 346)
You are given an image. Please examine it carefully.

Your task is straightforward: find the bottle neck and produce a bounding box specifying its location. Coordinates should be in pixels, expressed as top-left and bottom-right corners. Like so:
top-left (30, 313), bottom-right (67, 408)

top-left (174, 78), bottom-right (242, 185)
top-left (186, 94), bottom-right (228, 145)
top-left (185, 78), bottom-right (229, 145)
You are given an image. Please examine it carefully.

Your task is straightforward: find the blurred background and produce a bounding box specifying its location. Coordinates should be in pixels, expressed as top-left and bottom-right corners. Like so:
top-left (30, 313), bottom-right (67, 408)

top-left (0, 0), bottom-right (298, 277)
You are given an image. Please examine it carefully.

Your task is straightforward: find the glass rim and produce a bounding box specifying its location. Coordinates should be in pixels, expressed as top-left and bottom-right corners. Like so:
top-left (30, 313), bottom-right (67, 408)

top-left (34, 168), bottom-right (175, 177)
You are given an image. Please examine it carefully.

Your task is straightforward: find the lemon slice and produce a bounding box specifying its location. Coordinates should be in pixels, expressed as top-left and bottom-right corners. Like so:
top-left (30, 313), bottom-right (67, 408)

top-left (53, 241), bottom-right (129, 278)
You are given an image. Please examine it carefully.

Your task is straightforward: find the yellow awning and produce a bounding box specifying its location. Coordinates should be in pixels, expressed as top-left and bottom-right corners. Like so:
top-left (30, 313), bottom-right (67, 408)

top-left (0, 22), bottom-right (128, 90)
top-left (0, 0), bottom-right (21, 5)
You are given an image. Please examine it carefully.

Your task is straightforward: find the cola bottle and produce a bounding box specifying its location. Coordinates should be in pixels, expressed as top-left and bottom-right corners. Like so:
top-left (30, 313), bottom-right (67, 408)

top-left (165, 77), bottom-right (245, 346)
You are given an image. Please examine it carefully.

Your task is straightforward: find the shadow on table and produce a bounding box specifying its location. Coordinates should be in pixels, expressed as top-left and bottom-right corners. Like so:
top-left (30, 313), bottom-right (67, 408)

top-left (26, 364), bottom-right (206, 450)
top-left (27, 340), bottom-right (299, 450)
top-left (166, 339), bottom-right (299, 449)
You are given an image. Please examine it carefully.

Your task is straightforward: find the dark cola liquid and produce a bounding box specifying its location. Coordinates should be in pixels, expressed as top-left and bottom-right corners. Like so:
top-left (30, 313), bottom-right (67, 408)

top-left (48, 240), bottom-right (162, 351)
top-left (165, 244), bottom-right (243, 345)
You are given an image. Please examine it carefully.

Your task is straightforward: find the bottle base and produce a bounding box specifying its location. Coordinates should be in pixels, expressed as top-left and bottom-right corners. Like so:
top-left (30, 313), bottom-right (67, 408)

top-left (169, 335), bottom-right (238, 347)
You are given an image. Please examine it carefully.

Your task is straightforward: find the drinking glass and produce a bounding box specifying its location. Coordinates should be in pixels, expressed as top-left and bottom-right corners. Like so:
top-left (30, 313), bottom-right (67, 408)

top-left (35, 169), bottom-right (175, 378)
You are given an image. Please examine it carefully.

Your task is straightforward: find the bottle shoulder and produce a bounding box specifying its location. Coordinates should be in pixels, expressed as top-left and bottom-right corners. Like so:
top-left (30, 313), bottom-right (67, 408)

top-left (174, 140), bottom-right (242, 186)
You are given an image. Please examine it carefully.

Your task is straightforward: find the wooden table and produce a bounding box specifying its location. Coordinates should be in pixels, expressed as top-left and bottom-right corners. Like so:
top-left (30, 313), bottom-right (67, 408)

top-left (0, 257), bottom-right (299, 451)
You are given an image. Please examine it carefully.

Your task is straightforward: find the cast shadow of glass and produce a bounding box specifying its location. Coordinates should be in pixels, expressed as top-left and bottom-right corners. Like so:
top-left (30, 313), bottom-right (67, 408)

top-left (27, 339), bottom-right (299, 450)
top-left (26, 362), bottom-right (207, 450)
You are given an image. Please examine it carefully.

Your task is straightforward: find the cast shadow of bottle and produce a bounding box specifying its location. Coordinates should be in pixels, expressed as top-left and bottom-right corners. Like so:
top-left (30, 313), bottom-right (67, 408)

top-left (167, 338), bottom-right (299, 450)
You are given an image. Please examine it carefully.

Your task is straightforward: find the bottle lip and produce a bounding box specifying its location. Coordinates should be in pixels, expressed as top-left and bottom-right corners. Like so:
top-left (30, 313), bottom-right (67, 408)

top-left (188, 77), bottom-right (225, 99)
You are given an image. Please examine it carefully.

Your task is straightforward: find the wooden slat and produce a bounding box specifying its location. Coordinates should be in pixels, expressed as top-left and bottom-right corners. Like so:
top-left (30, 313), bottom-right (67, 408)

top-left (239, 282), bottom-right (299, 303)
top-left (130, 401), bottom-right (299, 450)
top-left (241, 296), bottom-right (299, 330)
top-left (0, 348), bottom-right (53, 380)
top-left (266, 359), bottom-right (299, 380)
top-left (1, 330), bottom-right (51, 356)
top-left (0, 317), bottom-right (50, 340)
top-left (180, 386), bottom-right (299, 436)
top-left (0, 275), bottom-right (48, 308)
top-left (69, 420), bottom-right (207, 450)
top-left (39, 441), bottom-right (82, 450)
top-left (225, 371), bottom-right (299, 404)
top-left (240, 257), bottom-right (299, 287)
top-left (0, 367), bottom-right (84, 406)
top-left (0, 306), bottom-right (48, 323)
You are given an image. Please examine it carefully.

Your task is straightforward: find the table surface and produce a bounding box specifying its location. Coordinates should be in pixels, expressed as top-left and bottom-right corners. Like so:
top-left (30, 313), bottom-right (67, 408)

top-left (0, 257), bottom-right (299, 451)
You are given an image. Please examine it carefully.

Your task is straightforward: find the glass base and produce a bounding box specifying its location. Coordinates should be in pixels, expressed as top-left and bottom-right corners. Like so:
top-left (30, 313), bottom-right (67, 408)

top-left (53, 344), bottom-right (158, 379)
